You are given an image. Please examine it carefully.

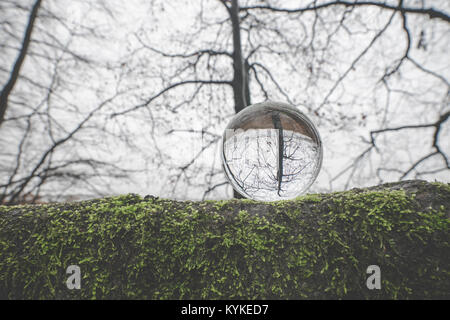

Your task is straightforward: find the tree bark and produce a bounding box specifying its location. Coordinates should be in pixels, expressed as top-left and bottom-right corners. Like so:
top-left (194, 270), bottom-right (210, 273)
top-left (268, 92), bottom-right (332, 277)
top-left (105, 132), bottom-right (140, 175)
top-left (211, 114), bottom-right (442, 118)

top-left (227, 0), bottom-right (252, 198)
top-left (229, 0), bottom-right (247, 114)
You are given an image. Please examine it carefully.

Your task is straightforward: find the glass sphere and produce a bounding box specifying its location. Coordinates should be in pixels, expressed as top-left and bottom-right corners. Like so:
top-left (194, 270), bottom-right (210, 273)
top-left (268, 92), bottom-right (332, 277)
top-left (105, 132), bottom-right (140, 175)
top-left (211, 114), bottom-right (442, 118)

top-left (221, 101), bottom-right (322, 201)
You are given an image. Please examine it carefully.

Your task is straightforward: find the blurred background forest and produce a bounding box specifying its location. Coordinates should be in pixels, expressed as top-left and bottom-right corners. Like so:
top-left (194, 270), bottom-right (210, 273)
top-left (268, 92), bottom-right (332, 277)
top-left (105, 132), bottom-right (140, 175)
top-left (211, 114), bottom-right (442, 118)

top-left (0, 0), bottom-right (449, 204)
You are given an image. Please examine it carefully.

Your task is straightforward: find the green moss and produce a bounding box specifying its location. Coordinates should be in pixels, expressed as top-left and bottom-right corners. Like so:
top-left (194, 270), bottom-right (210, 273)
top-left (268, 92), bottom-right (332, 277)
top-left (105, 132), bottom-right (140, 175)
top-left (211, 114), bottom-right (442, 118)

top-left (0, 181), bottom-right (449, 299)
top-left (432, 182), bottom-right (450, 194)
top-left (295, 193), bottom-right (323, 202)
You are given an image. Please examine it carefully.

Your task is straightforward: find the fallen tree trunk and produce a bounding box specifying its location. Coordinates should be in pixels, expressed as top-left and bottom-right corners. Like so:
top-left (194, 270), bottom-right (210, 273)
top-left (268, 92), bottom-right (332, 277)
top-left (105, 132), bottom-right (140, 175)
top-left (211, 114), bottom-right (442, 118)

top-left (0, 180), bottom-right (449, 299)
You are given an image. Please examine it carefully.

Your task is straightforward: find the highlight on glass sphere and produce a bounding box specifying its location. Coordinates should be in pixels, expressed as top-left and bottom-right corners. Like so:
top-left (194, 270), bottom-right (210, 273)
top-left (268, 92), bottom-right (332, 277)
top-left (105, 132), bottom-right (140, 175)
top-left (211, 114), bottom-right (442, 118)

top-left (221, 101), bottom-right (322, 201)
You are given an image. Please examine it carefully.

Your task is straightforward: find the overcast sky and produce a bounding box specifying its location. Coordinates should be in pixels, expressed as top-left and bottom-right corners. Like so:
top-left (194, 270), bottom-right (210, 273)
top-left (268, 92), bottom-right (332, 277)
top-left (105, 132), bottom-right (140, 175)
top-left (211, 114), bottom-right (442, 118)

top-left (1, 0), bottom-right (449, 202)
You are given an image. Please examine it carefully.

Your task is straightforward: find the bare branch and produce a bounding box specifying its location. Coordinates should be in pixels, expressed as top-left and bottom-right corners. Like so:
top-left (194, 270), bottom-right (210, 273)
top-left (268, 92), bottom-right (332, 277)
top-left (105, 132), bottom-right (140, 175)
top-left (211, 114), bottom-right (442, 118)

top-left (0, 0), bottom-right (41, 127)
top-left (239, 1), bottom-right (450, 24)
top-left (110, 79), bottom-right (232, 118)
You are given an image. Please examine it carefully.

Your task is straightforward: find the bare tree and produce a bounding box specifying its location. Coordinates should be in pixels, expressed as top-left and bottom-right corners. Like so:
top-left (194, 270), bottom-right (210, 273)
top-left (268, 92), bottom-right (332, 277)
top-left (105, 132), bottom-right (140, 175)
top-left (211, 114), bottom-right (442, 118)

top-left (1, 0), bottom-right (448, 202)
top-left (110, 0), bottom-right (449, 199)
top-left (0, 0), bottom-right (139, 204)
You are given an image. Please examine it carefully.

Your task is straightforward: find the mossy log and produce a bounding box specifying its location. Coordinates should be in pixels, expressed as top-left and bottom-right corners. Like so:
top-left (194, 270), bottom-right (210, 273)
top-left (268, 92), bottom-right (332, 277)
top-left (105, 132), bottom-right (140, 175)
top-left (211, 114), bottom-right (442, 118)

top-left (0, 180), bottom-right (449, 299)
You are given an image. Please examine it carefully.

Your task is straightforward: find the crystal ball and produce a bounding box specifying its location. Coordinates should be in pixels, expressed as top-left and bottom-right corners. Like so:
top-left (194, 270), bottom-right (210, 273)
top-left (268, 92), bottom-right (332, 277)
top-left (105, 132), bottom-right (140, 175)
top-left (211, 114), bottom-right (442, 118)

top-left (221, 101), bottom-right (322, 201)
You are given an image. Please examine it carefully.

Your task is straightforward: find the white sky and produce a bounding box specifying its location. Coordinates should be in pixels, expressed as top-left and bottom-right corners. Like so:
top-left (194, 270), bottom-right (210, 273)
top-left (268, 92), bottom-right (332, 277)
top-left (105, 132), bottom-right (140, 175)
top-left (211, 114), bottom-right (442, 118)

top-left (1, 0), bottom-right (449, 201)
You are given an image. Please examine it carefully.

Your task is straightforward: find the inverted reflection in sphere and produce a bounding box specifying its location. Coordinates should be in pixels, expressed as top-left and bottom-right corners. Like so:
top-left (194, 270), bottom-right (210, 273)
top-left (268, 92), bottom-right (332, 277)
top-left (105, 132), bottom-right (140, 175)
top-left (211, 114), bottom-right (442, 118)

top-left (221, 101), bottom-right (322, 201)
